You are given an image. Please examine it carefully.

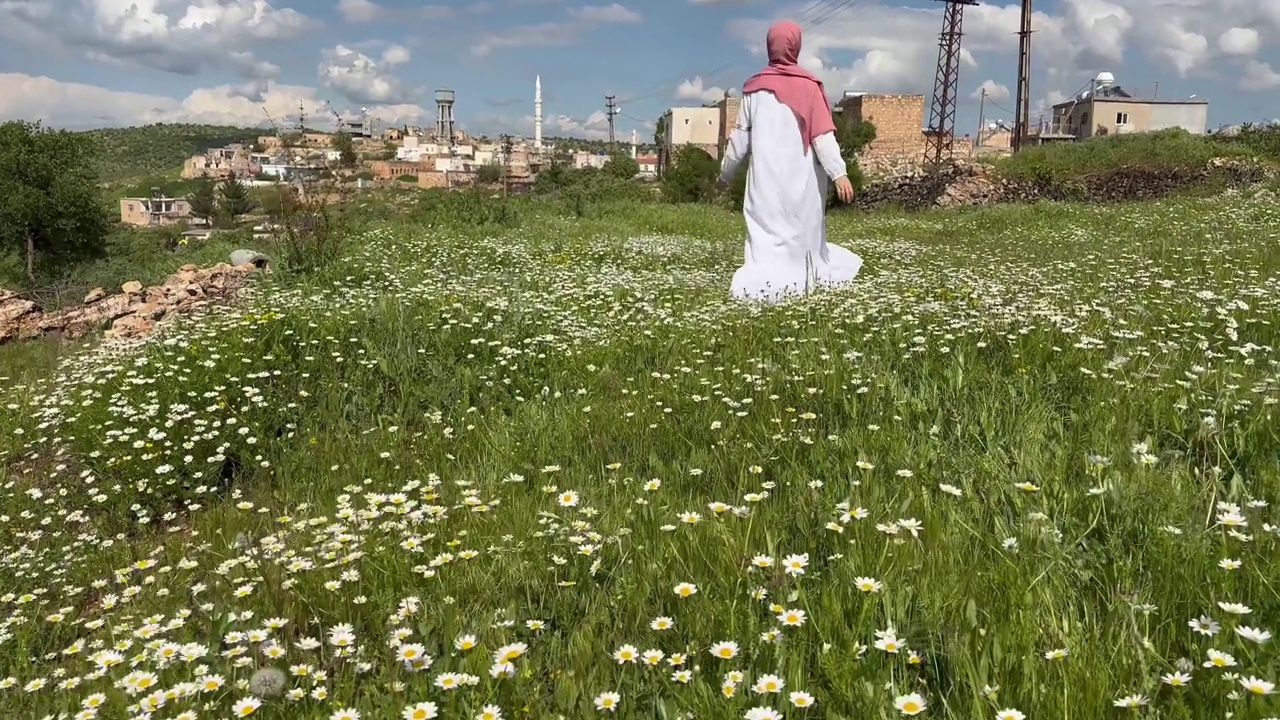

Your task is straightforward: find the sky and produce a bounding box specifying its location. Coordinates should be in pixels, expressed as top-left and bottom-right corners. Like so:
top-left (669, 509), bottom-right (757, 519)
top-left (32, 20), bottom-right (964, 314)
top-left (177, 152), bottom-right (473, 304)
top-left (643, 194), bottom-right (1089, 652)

top-left (0, 0), bottom-right (1277, 142)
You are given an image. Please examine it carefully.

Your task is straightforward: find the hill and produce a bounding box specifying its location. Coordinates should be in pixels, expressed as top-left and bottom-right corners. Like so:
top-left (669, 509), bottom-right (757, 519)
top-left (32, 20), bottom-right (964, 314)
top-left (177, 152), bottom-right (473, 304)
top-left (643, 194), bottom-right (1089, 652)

top-left (79, 123), bottom-right (265, 180)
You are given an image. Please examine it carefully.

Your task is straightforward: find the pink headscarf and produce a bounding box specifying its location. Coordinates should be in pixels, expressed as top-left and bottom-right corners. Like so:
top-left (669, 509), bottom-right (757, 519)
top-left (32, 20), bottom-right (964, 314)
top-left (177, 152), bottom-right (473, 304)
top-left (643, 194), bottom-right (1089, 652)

top-left (742, 20), bottom-right (836, 154)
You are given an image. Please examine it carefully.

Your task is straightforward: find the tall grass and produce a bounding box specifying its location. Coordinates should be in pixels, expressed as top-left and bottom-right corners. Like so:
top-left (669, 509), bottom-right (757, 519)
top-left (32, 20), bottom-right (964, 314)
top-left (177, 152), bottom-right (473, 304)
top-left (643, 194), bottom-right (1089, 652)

top-left (3, 192), bottom-right (1280, 719)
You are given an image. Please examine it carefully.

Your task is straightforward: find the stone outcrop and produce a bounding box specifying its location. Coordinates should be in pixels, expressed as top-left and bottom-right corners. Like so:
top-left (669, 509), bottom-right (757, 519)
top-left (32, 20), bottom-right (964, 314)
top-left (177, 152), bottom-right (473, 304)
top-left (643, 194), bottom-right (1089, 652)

top-left (850, 157), bottom-right (1271, 212)
top-left (0, 262), bottom-right (259, 346)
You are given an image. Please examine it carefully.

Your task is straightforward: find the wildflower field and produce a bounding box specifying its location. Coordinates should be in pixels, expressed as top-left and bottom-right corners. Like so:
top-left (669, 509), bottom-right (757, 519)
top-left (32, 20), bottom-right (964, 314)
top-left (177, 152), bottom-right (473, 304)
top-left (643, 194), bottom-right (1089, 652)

top-left (2, 192), bottom-right (1280, 720)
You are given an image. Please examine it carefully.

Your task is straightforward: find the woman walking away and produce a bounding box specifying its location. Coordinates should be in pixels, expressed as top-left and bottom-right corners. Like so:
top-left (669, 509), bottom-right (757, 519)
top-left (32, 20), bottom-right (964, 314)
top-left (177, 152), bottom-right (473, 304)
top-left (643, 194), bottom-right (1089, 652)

top-left (717, 19), bottom-right (861, 304)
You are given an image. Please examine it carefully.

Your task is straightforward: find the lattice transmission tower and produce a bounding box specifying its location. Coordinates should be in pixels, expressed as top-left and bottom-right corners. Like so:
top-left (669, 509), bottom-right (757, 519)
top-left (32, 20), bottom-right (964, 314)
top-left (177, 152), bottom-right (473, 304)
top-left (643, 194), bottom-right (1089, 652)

top-left (923, 0), bottom-right (979, 166)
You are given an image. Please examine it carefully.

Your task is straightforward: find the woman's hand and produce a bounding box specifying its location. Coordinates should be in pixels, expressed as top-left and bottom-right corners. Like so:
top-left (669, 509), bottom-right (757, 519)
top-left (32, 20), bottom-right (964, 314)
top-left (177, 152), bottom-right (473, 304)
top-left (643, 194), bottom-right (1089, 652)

top-left (833, 176), bottom-right (854, 203)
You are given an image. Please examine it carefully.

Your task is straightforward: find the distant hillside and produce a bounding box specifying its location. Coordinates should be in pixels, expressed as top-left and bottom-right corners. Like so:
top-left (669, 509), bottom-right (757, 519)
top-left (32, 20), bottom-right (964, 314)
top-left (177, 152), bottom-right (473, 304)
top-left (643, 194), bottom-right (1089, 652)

top-left (79, 123), bottom-right (265, 180)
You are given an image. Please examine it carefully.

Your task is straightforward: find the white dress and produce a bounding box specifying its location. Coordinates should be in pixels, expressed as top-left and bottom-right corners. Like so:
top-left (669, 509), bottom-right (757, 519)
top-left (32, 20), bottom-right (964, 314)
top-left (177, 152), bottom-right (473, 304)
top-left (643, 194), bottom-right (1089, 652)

top-left (718, 91), bottom-right (863, 303)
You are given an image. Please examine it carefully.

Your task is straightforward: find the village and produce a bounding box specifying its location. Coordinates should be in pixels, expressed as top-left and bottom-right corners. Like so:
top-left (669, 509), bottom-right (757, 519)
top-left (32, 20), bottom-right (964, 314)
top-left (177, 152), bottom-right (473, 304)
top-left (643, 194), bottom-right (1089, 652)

top-left (117, 73), bottom-right (1211, 228)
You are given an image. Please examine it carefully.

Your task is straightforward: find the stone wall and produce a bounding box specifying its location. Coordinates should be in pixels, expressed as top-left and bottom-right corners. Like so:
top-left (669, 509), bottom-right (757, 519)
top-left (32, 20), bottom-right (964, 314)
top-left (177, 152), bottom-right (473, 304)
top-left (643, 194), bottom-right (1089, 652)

top-left (1, 262), bottom-right (260, 345)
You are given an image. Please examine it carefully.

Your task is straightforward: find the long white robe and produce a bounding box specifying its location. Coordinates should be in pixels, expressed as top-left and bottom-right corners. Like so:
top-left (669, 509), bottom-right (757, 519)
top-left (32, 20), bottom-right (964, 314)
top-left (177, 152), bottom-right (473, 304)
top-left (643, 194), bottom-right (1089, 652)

top-left (718, 90), bottom-right (863, 303)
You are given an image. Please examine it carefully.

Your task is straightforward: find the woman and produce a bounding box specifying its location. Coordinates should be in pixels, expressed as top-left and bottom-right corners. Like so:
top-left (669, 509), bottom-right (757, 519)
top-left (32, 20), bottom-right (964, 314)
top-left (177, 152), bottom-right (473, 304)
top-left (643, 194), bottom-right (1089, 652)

top-left (718, 20), bottom-right (862, 303)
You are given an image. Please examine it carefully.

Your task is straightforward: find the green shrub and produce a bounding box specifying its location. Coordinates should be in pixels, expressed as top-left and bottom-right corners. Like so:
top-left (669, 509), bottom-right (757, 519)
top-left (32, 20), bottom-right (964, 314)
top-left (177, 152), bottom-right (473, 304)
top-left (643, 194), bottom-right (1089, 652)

top-left (661, 145), bottom-right (718, 203)
top-left (996, 129), bottom-right (1246, 182)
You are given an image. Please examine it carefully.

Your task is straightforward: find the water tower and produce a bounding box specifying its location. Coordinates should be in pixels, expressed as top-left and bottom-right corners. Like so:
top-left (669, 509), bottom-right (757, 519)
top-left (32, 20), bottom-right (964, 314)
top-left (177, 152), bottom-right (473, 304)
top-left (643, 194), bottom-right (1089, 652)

top-left (434, 89), bottom-right (455, 141)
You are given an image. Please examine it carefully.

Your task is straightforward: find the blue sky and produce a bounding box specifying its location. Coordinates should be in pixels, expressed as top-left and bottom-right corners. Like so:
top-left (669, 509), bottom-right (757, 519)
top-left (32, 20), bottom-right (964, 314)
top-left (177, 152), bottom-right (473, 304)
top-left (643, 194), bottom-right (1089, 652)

top-left (0, 0), bottom-right (1277, 139)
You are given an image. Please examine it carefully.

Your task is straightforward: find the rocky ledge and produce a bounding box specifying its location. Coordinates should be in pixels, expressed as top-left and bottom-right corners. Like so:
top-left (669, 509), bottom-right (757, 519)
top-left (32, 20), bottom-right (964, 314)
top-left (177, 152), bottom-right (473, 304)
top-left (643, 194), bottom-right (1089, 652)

top-left (1, 262), bottom-right (262, 346)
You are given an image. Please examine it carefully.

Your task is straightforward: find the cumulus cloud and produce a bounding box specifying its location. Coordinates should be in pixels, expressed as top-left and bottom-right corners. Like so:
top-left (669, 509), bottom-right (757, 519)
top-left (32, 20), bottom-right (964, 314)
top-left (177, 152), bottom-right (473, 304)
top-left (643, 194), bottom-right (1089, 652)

top-left (723, 0), bottom-right (1280, 113)
top-left (674, 76), bottom-right (727, 103)
top-left (318, 44), bottom-right (420, 106)
top-left (0, 0), bottom-right (314, 79)
top-left (336, 0), bottom-right (454, 23)
top-left (1218, 27), bottom-right (1259, 56)
top-left (0, 72), bottom-right (433, 130)
top-left (471, 109), bottom-right (617, 140)
top-left (972, 79), bottom-right (1010, 103)
top-left (471, 3), bottom-right (642, 56)
top-left (1239, 60), bottom-right (1280, 91)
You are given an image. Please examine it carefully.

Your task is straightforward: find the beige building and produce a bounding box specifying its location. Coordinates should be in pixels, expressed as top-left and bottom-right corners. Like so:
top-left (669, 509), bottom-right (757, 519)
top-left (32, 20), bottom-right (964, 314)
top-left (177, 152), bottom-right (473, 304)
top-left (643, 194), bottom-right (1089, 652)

top-left (661, 106), bottom-right (721, 165)
top-left (835, 92), bottom-right (927, 161)
top-left (119, 196), bottom-right (192, 227)
top-left (181, 143), bottom-right (263, 180)
top-left (1045, 85), bottom-right (1208, 139)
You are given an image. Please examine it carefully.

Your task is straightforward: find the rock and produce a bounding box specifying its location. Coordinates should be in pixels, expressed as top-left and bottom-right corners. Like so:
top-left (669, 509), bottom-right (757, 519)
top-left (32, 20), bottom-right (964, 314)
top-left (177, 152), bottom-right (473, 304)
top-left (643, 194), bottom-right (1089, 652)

top-left (0, 261), bottom-right (257, 346)
top-left (0, 292), bottom-right (40, 342)
top-left (110, 314), bottom-right (154, 338)
top-left (230, 249), bottom-right (270, 269)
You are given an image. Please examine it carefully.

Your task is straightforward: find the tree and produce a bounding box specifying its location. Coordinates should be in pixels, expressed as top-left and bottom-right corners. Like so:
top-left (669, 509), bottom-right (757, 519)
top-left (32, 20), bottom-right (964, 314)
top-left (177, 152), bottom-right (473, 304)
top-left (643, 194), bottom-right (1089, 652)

top-left (834, 116), bottom-right (876, 190)
top-left (331, 131), bottom-right (358, 167)
top-left (660, 145), bottom-right (718, 203)
top-left (185, 176), bottom-right (218, 225)
top-left (602, 150), bottom-right (639, 180)
top-left (477, 163), bottom-right (503, 184)
top-left (218, 174), bottom-right (257, 223)
top-left (0, 121), bottom-right (111, 285)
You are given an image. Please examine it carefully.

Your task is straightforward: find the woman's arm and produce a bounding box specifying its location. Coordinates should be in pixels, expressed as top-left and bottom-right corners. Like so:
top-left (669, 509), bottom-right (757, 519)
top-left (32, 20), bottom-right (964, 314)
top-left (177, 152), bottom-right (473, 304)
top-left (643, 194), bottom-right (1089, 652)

top-left (812, 131), bottom-right (847, 181)
top-left (718, 98), bottom-right (751, 183)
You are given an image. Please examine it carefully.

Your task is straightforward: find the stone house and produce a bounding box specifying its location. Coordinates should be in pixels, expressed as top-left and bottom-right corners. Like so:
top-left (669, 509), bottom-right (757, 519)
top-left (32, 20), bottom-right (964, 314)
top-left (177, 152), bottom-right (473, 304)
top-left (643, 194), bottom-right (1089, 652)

top-left (119, 196), bottom-right (192, 227)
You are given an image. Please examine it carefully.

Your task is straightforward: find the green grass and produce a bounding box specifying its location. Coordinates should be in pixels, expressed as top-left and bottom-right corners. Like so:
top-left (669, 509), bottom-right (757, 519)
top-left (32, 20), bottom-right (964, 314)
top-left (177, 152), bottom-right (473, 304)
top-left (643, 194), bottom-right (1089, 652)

top-left (995, 129), bottom-right (1251, 182)
top-left (2, 193), bottom-right (1280, 720)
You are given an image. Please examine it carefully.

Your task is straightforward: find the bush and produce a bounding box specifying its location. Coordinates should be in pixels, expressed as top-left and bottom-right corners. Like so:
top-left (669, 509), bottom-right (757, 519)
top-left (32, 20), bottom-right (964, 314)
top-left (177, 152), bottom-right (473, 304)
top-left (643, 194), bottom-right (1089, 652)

top-left (995, 129), bottom-right (1246, 183)
top-left (266, 183), bottom-right (357, 275)
top-left (1224, 123), bottom-right (1280, 160)
top-left (661, 145), bottom-right (718, 203)
top-left (397, 174), bottom-right (419, 183)
top-left (476, 164), bottom-right (503, 184)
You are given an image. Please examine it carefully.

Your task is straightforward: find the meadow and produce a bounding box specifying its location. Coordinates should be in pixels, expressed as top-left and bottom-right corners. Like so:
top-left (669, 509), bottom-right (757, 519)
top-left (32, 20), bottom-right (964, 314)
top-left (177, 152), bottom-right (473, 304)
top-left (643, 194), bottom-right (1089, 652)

top-left (2, 190), bottom-right (1280, 720)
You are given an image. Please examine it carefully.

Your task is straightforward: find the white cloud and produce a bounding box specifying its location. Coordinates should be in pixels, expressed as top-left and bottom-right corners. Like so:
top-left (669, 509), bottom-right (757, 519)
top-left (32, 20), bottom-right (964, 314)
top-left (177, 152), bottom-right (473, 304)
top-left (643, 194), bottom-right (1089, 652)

top-left (0, 0), bottom-right (314, 79)
top-left (0, 72), bottom-right (433, 130)
top-left (674, 76), bottom-right (726, 103)
top-left (336, 0), bottom-right (383, 22)
top-left (336, 0), bottom-right (454, 22)
top-left (1240, 60), bottom-right (1280, 91)
top-left (472, 3), bottom-right (642, 56)
top-left (318, 45), bottom-right (419, 106)
top-left (721, 0), bottom-right (1280, 125)
top-left (472, 109), bottom-right (617, 140)
top-left (972, 79), bottom-right (1010, 103)
top-left (1218, 27), bottom-right (1259, 56)
top-left (567, 2), bottom-right (640, 22)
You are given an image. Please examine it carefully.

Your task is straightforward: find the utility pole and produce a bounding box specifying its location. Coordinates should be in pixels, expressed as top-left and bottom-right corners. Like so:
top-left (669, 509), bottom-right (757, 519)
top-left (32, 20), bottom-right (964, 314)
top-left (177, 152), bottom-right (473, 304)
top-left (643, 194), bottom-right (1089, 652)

top-left (976, 87), bottom-right (986, 149)
top-left (605, 95), bottom-right (619, 146)
top-left (1153, 81), bottom-right (1160, 99)
top-left (924, 0), bottom-right (979, 165)
top-left (500, 134), bottom-right (513, 197)
top-left (1011, 0), bottom-right (1032, 152)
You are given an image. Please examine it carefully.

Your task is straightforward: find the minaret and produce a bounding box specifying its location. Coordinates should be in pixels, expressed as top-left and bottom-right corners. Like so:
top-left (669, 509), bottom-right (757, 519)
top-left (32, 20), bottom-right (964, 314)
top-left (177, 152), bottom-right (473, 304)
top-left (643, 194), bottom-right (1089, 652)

top-left (631, 128), bottom-right (637, 159)
top-left (534, 75), bottom-right (543, 151)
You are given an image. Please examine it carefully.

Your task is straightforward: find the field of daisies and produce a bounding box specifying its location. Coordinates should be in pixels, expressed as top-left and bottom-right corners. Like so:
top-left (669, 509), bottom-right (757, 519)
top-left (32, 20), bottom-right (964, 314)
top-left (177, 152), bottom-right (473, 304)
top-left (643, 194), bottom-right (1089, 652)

top-left (2, 191), bottom-right (1280, 720)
